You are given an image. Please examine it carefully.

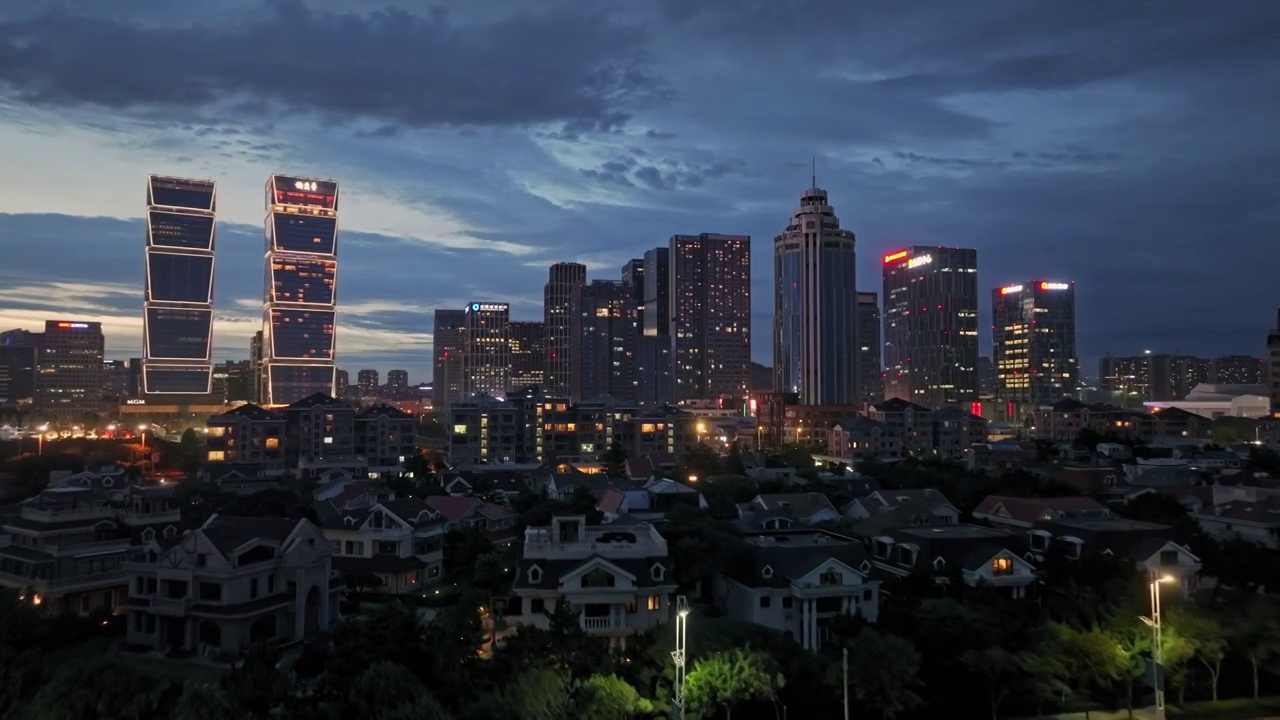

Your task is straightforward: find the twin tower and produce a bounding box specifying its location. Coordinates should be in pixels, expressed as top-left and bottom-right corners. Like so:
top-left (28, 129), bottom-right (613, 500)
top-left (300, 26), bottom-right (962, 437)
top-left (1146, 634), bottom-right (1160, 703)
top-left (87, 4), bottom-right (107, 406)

top-left (142, 174), bottom-right (339, 407)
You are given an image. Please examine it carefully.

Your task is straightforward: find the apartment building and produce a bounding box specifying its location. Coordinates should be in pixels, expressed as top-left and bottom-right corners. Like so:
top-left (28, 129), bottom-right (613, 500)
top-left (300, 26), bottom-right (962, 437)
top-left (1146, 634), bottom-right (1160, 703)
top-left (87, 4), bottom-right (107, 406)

top-left (122, 515), bottom-right (340, 658)
top-left (0, 479), bottom-right (183, 615)
top-left (509, 515), bottom-right (675, 648)
top-left (354, 404), bottom-right (417, 477)
top-left (206, 403), bottom-right (287, 473)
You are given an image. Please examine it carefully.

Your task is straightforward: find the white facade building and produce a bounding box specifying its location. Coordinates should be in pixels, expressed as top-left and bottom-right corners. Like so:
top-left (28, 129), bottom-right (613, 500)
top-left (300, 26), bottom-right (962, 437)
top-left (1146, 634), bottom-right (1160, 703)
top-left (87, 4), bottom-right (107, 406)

top-left (510, 516), bottom-right (675, 648)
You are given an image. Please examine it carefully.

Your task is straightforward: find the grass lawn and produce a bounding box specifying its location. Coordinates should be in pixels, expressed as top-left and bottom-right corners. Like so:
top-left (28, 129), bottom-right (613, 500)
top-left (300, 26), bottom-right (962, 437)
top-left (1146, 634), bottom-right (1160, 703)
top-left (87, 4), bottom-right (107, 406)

top-left (1170, 696), bottom-right (1280, 719)
top-left (49, 637), bottom-right (226, 684)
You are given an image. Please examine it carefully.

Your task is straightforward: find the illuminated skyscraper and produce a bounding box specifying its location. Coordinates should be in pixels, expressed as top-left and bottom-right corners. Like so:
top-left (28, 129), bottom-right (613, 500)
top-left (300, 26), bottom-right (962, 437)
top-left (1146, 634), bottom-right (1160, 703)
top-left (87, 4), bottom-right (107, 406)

top-left (773, 186), bottom-right (857, 405)
top-left (261, 174), bottom-right (339, 406)
top-left (670, 233), bottom-right (751, 402)
top-left (544, 262), bottom-right (586, 396)
top-left (992, 280), bottom-right (1078, 410)
top-left (882, 246), bottom-right (979, 408)
top-left (463, 303), bottom-right (511, 398)
top-left (143, 175), bottom-right (217, 396)
top-left (37, 321), bottom-right (104, 418)
top-left (432, 309), bottom-right (466, 409)
top-left (856, 292), bottom-right (883, 402)
top-left (571, 280), bottom-right (632, 403)
top-left (510, 321), bottom-right (545, 391)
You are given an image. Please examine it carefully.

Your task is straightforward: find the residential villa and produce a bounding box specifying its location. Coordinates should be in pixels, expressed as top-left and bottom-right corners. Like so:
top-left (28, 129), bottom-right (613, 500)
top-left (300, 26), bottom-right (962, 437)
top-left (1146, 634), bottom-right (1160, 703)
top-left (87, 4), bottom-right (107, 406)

top-left (508, 515), bottom-right (675, 648)
top-left (122, 515), bottom-right (341, 658)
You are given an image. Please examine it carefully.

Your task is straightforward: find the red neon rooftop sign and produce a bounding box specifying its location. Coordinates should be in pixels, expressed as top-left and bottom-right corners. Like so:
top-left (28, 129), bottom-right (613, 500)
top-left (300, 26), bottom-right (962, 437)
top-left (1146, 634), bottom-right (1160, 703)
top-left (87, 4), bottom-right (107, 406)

top-left (883, 250), bottom-right (908, 263)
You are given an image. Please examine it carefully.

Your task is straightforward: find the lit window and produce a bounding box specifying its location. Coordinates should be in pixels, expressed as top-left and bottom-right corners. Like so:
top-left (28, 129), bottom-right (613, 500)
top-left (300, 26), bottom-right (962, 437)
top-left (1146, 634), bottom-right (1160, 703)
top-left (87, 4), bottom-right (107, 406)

top-left (264, 437), bottom-right (279, 449)
top-left (991, 557), bottom-right (1014, 576)
top-left (207, 451), bottom-right (225, 461)
top-left (647, 595), bottom-right (660, 611)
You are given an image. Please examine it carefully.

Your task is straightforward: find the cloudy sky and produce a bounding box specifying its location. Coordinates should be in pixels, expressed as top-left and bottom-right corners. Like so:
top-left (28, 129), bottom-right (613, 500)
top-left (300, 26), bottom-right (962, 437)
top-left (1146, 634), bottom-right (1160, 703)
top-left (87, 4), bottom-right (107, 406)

top-left (1, 0), bottom-right (1277, 383)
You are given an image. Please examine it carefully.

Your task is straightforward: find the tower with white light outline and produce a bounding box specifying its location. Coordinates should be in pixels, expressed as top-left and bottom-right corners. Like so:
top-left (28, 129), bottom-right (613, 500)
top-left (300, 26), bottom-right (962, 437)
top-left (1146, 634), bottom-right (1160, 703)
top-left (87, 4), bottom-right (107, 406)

top-left (261, 174), bottom-right (340, 406)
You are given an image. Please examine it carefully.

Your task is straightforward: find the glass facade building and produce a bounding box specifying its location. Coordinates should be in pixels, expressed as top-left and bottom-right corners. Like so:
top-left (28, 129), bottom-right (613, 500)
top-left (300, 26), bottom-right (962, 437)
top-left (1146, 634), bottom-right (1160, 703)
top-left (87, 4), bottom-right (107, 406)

top-left (992, 280), bottom-right (1078, 411)
top-left (262, 175), bottom-right (340, 405)
top-left (143, 175), bottom-right (217, 395)
top-left (669, 233), bottom-right (751, 402)
top-left (882, 246), bottom-right (979, 408)
top-left (463, 303), bottom-right (511, 399)
top-left (772, 187), bottom-right (858, 406)
top-left (544, 262), bottom-right (586, 397)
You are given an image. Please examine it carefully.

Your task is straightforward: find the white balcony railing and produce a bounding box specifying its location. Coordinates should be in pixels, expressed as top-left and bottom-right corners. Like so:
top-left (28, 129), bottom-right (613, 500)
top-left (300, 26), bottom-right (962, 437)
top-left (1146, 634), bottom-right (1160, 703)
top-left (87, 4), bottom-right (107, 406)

top-left (21, 505), bottom-right (115, 523)
top-left (47, 569), bottom-right (126, 589)
top-left (581, 616), bottom-right (624, 631)
top-left (149, 596), bottom-right (190, 615)
top-left (47, 538), bottom-right (132, 557)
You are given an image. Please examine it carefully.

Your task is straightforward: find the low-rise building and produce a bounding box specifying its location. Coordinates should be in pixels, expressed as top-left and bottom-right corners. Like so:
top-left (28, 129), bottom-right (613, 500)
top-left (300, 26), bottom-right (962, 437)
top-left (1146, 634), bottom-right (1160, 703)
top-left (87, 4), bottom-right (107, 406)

top-left (844, 489), bottom-right (960, 536)
top-left (828, 416), bottom-right (900, 461)
top-left (509, 515), bottom-right (674, 648)
top-left (0, 481), bottom-right (184, 615)
top-left (205, 404), bottom-right (287, 473)
top-left (972, 495), bottom-right (1111, 529)
top-left (318, 498), bottom-right (446, 592)
top-left (423, 496), bottom-right (518, 545)
top-left (714, 529), bottom-right (879, 651)
top-left (1030, 517), bottom-right (1202, 597)
top-left (122, 515), bottom-right (340, 658)
top-left (869, 525), bottom-right (1036, 598)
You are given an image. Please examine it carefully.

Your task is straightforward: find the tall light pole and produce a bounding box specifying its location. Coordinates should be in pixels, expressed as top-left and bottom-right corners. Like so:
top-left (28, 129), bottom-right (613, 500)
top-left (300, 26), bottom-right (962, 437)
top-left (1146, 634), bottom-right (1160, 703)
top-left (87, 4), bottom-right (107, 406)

top-left (842, 646), bottom-right (850, 720)
top-left (1140, 573), bottom-right (1176, 720)
top-left (137, 424), bottom-right (149, 472)
top-left (37, 424), bottom-right (49, 456)
top-left (671, 595), bottom-right (689, 720)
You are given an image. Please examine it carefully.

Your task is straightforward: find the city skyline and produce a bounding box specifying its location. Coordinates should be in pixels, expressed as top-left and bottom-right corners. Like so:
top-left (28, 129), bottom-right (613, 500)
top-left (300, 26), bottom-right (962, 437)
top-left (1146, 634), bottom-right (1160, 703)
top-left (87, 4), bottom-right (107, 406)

top-left (1, 2), bottom-right (1277, 381)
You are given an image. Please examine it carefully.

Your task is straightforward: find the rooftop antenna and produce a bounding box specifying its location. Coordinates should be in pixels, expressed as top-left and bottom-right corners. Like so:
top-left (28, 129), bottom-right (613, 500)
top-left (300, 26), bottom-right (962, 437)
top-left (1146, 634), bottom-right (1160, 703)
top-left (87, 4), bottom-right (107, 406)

top-left (811, 155), bottom-right (817, 188)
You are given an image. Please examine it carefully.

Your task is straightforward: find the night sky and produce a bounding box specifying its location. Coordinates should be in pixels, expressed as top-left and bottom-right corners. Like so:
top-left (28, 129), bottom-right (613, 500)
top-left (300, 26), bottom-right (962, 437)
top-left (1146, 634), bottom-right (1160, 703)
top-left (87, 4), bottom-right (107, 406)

top-left (0, 1), bottom-right (1276, 382)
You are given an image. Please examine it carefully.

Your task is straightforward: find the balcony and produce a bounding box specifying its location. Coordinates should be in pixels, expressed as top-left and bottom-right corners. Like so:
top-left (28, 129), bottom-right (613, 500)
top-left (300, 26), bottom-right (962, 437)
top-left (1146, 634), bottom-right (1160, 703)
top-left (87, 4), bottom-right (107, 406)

top-left (21, 505), bottom-right (115, 523)
top-left (523, 525), bottom-right (668, 559)
top-left (47, 569), bottom-right (126, 590)
top-left (581, 615), bottom-right (625, 632)
top-left (47, 538), bottom-right (132, 557)
top-left (123, 508), bottom-right (182, 525)
top-left (147, 596), bottom-right (190, 616)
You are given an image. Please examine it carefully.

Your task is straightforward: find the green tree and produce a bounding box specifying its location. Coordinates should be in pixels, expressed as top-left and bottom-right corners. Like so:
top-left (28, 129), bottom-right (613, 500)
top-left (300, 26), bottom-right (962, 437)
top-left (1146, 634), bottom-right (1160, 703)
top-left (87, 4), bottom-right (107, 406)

top-left (576, 674), bottom-right (652, 720)
top-left (684, 648), bottom-right (783, 720)
top-left (1159, 625), bottom-right (1197, 706)
top-left (26, 657), bottom-right (178, 720)
top-left (172, 682), bottom-right (235, 720)
top-left (1056, 624), bottom-right (1130, 716)
top-left (843, 629), bottom-right (924, 720)
top-left (960, 646), bottom-right (1065, 720)
top-left (724, 442), bottom-right (747, 476)
top-left (1230, 597), bottom-right (1280, 699)
top-left (1172, 606), bottom-right (1228, 701)
top-left (222, 645), bottom-right (290, 719)
top-left (342, 662), bottom-right (451, 720)
top-left (503, 667), bottom-right (574, 720)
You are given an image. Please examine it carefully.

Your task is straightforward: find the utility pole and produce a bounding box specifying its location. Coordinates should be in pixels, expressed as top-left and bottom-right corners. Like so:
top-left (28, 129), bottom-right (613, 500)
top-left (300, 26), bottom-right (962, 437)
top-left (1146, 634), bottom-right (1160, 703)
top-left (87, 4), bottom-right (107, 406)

top-left (842, 646), bottom-right (849, 720)
top-left (1141, 572), bottom-right (1173, 720)
top-left (671, 596), bottom-right (689, 720)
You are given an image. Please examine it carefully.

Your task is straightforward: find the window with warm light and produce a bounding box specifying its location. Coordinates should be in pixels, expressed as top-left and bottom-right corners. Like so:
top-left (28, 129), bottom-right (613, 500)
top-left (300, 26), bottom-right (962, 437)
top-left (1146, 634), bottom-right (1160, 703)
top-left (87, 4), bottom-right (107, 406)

top-left (208, 427), bottom-right (225, 437)
top-left (206, 451), bottom-right (225, 461)
top-left (647, 595), bottom-right (660, 611)
top-left (265, 437), bottom-right (279, 449)
top-left (991, 557), bottom-right (1014, 576)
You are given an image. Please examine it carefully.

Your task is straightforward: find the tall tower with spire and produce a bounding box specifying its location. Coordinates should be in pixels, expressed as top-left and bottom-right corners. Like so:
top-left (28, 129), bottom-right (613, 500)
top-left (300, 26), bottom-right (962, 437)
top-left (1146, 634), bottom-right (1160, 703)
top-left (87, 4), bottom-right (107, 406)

top-left (773, 184), bottom-right (858, 405)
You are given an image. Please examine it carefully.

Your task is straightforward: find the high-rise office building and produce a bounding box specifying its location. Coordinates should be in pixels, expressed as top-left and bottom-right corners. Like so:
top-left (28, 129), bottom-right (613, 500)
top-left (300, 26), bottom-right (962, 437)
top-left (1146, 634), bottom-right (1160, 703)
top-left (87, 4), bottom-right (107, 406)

top-left (37, 321), bottom-right (104, 418)
top-left (638, 248), bottom-right (672, 407)
top-left (510, 321), bottom-right (545, 391)
top-left (773, 186), bottom-right (857, 406)
top-left (261, 174), bottom-right (339, 406)
top-left (856, 292), bottom-right (882, 403)
top-left (977, 357), bottom-right (996, 397)
top-left (1100, 353), bottom-right (1207, 402)
top-left (544, 262), bottom-right (586, 397)
top-left (1211, 355), bottom-right (1264, 385)
top-left (143, 175), bottom-right (217, 396)
top-left (1098, 354), bottom-right (1150, 404)
top-left (432, 309), bottom-right (467, 409)
top-left (0, 346), bottom-right (36, 407)
top-left (249, 330), bottom-right (265, 403)
top-left (463, 302), bottom-right (511, 399)
top-left (882, 246), bottom-right (979, 408)
top-left (102, 360), bottom-right (130, 402)
top-left (1269, 311), bottom-right (1280, 410)
top-left (571, 281), bottom-right (633, 402)
top-left (357, 369), bottom-right (379, 395)
top-left (992, 280), bottom-right (1078, 410)
top-left (670, 233), bottom-right (752, 402)
top-left (621, 259), bottom-right (645, 401)
top-left (335, 369), bottom-right (350, 398)
top-left (387, 370), bottom-right (409, 394)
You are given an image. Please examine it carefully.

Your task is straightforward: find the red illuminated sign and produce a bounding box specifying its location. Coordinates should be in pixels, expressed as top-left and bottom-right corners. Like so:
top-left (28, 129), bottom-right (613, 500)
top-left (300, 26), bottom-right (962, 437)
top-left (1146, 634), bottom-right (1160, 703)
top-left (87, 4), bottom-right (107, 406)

top-left (970, 402), bottom-right (982, 417)
top-left (883, 251), bottom-right (908, 263)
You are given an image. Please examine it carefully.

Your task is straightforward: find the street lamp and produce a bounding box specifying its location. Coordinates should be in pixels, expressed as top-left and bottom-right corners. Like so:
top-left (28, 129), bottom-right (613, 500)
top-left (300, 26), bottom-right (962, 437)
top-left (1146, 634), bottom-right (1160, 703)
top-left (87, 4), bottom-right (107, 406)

top-left (37, 424), bottom-right (49, 456)
top-left (137, 424), bottom-right (149, 472)
top-left (1140, 573), bottom-right (1176, 720)
top-left (671, 595), bottom-right (689, 720)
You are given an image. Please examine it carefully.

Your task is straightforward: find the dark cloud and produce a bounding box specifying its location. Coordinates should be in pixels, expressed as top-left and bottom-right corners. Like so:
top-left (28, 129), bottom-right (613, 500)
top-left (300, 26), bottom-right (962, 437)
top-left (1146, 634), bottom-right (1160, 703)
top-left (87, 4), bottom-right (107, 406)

top-left (0, 1), bottom-right (662, 131)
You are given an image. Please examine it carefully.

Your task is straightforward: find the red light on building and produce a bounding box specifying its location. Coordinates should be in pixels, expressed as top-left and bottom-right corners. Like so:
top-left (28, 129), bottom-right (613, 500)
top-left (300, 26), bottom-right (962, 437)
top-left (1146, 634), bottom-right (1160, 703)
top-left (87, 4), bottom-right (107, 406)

top-left (969, 402), bottom-right (982, 417)
top-left (56, 322), bottom-right (72, 328)
top-left (883, 250), bottom-right (908, 263)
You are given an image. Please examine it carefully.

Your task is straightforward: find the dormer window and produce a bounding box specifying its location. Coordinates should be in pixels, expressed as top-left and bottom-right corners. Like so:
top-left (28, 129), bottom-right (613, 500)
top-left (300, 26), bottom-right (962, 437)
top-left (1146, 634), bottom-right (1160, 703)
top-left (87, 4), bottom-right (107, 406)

top-left (1029, 530), bottom-right (1051, 552)
top-left (650, 563), bottom-right (666, 582)
top-left (895, 545), bottom-right (917, 566)
top-left (761, 565), bottom-right (774, 580)
top-left (1062, 536), bottom-right (1083, 559)
top-left (163, 525), bottom-right (177, 538)
top-left (873, 537), bottom-right (894, 559)
top-left (819, 569), bottom-right (842, 586)
top-left (859, 561), bottom-right (872, 574)
top-left (527, 565), bottom-right (542, 584)
top-left (991, 556), bottom-right (1014, 576)
top-left (932, 556), bottom-right (946, 571)
top-left (141, 528), bottom-right (155, 543)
